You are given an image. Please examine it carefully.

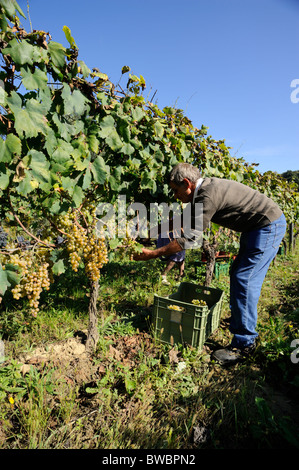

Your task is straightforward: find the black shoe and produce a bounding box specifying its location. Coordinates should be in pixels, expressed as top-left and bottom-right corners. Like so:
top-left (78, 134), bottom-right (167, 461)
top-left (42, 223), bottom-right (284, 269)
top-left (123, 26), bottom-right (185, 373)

top-left (213, 342), bottom-right (256, 366)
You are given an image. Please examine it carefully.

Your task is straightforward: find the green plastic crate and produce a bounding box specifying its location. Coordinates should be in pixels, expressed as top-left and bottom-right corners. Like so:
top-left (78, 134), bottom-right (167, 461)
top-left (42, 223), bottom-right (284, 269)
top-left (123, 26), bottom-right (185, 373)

top-left (214, 261), bottom-right (231, 279)
top-left (194, 260), bottom-right (231, 279)
top-left (153, 282), bottom-right (224, 349)
top-left (278, 244), bottom-right (285, 256)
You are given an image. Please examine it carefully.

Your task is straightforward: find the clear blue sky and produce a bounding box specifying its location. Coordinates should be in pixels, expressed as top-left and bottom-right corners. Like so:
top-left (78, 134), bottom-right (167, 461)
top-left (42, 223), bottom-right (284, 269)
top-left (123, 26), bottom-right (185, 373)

top-left (17, 0), bottom-right (299, 174)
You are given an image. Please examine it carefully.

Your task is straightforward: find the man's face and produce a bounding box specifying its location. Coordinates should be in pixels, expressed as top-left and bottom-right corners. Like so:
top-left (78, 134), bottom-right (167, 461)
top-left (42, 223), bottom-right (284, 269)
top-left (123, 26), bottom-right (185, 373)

top-left (170, 179), bottom-right (195, 203)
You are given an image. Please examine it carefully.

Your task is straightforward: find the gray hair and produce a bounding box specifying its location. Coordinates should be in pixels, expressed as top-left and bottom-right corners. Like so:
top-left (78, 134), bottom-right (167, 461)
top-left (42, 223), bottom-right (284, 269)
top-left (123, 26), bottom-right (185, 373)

top-left (168, 163), bottom-right (201, 186)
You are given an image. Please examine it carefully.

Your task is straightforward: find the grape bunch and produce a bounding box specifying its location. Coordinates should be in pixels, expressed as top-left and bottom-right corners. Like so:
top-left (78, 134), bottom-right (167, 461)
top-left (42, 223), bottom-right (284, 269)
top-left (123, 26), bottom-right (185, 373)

top-left (10, 250), bottom-right (51, 317)
top-left (16, 235), bottom-right (31, 250)
top-left (117, 235), bottom-right (142, 261)
top-left (57, 208), bottom-right (108, 282)
top-left (0, 227), bottom-right (8, 249)
top-left (191, 299), bottom-right (207, 307)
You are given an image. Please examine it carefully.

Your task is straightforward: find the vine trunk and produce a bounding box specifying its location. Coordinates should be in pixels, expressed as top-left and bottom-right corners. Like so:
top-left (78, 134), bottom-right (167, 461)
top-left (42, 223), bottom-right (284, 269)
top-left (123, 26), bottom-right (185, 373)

top-left (85, 281), bottom-right (100, 354)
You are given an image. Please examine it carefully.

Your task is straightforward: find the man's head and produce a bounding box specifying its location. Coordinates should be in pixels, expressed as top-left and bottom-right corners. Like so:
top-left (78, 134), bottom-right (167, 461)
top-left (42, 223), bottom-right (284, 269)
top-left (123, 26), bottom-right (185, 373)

top-left (168, 163), bottom-right (201, 203)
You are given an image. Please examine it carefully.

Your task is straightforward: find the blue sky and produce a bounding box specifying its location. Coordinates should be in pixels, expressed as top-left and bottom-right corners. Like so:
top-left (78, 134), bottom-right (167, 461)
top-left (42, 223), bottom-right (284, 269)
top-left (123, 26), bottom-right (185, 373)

top-left (17, 0), bottom-right (299, 174)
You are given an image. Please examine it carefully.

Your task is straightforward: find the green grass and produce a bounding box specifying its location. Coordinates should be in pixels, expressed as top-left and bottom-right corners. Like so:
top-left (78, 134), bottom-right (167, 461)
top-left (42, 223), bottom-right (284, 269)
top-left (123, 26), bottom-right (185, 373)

top-left (0, 246), bottom-right (298, 449)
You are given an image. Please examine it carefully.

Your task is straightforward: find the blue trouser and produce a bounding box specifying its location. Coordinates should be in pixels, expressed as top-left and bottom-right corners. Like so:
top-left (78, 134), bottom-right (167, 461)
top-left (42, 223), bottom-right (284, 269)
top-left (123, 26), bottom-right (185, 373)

top-left (229, 213), bottom-right (287, 348)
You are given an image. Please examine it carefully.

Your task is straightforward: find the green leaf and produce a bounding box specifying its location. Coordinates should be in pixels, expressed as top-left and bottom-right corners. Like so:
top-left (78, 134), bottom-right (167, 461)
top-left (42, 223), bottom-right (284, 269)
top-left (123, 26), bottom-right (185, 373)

top-left (20, 66), bottom-right (48, 90)
top-left (4, 263), bottom-right (21, 287)
top-left (121, 142), bottom-right (135, 156)
top-left (51, 139), bottom-right (74, 173)
top-left (98, 115), bottom-right (115, 138)
top-left (0, 164), bottom-right (10, 189)
top-left (60, 176), bottom-right (75, 193)
top-left (5, 89), bottom-right (22, 113)
top-left (0, 265), bottom-right (10, 296)
top-left (16, 171), bottom-right (35, 196)
top-left (140, 170), bottom-right (157, 191)
top-left (105, 128), bottom-right (123, 151)
top-left (0, 0), bottom-right (26, 19)
top-left (153, 121), bottom-right (164, 138)
top-left (48, 41), bottom-right (66, 68)
top-left (28, 150), bottom-right (50, 184)
top-left (117, 118), bottom-right (131, 142)
top-left (88, 134), bottom-right (99, 153)
top-left (52, 259), bottom-right (66, 276)
top-left (78, 60), bottom-right (90, 78)
top-left (6, 133), bottom-right (21, 154)
top-left (131, 106), bottom-right (145, 122)
top-left (91, 155), bottom-right (108, 184)
top-left (82, 168), bottom-right (92, 189)
top-left (0, 0), bottom-right (16, 18)
top-left (0, 134), bottom-right (21, 163)
top-left (0, 81), bottom-right (6, 105)
top-left (125, 377), bottom-right (136, 394)
top-left (62, 25), bottom-right (77, 49)
top-left (72, 185), bottom-right (84, 207)
top-left (13, 0), bottom-right (26, 18)
top-left (61, 83), bottom-right (87, 116)
top-left (7, 95), bottom-right (49, 138)
top-left (2, 38), bottom-right (40, 66)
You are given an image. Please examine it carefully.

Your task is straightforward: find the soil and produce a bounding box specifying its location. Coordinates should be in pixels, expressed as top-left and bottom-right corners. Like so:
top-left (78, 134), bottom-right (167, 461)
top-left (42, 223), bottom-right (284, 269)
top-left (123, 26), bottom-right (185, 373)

top-left (17, 330), bottom-right (160, 387)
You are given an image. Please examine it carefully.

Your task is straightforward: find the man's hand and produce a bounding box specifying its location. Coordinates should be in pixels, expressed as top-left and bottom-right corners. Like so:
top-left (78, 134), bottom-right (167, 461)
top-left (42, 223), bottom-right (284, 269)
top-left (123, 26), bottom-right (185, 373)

top-left (133, 239), bottom-right (183, 261)
top-left (133, 248), bottom-right (155, 261)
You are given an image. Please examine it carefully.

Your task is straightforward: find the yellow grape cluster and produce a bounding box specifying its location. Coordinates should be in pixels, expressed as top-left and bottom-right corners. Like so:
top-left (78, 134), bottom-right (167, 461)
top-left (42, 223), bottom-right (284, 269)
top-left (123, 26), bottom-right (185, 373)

top-left (84, 237), bottom-right (108, 283)
top-left (118, 235), bottom-right (140, 261)
top-left (9, 251), bottom-right (51, 317)
top-left (191, 299), bottom-right (207, 306)
top-left (58, 208), bottom-right (108, 282)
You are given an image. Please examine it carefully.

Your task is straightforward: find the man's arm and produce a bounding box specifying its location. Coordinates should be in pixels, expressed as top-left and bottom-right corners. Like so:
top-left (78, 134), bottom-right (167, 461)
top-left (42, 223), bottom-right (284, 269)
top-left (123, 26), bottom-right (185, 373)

top-left (133, 239), bottom-right (182, 261)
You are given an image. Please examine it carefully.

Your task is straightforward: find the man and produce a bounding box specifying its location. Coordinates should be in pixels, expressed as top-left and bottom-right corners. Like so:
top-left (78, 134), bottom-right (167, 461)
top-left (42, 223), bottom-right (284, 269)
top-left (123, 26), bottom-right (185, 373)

top-left (134, 163), bottom-right (287, 365)
top-left (156, 231), bottom-right (185, 284)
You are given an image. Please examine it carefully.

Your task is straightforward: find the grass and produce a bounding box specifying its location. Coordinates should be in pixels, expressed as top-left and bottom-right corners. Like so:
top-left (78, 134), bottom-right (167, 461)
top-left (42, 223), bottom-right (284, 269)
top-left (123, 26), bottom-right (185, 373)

top-left (0, 245), bottom-right (298, 449)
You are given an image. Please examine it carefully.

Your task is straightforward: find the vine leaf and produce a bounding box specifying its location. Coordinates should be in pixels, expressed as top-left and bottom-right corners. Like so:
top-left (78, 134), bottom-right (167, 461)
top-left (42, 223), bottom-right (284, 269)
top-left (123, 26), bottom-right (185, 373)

top-left (0, 134), bottom-right (21, 163)
top-left (2, 38), bottom-right (40, 65)
top-left (91, 155), bottom-right (108, 184)
top-left (0, 163), bottom-right (10, 189)
top-left (0, 265), bottom-right (10, 296)
top-left (6, 92), bottom-right (49, 138)
top-left (28, 150), bottom-right (50, 184)
top-left (16, 171), bottom-right (36, 196)
top-left (20, 66), bottom-right (48, 90)
top-left (48, 41), bottom-right (66, 68)
top-left (62, 25), bottom-right (77, 49)
top-left (52, 259), bottom-right (66, 276)
top-left (15, 103), bottom-right (48, 138)
top-left (62, 83), bottom-right (88, 117)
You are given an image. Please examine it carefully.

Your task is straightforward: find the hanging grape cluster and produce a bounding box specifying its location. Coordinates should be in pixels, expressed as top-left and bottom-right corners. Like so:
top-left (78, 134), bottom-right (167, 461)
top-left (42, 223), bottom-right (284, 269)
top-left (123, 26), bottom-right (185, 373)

top-left (0, 227), bottom-right (8, 249)
top-left (2, 246), bottom-right (51, 317)
top-left (57, 207), bottom-right (108, 283)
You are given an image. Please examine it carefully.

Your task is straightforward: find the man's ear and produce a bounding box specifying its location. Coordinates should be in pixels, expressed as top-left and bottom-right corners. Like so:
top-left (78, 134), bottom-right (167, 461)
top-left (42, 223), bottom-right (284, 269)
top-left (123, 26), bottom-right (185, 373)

top-left (183, 178), bottom-right (192, 189)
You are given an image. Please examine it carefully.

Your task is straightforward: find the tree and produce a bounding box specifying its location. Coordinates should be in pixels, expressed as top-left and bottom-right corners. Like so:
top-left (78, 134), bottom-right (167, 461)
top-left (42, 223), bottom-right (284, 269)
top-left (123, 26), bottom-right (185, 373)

top-left (281, 170), bottom-right (299, 191)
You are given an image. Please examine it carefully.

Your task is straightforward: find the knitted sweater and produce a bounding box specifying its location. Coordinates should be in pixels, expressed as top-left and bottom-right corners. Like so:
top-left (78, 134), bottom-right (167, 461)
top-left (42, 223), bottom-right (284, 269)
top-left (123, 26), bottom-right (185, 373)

top-left (176, 177), bottom-right (283, 249)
